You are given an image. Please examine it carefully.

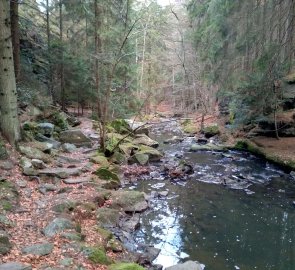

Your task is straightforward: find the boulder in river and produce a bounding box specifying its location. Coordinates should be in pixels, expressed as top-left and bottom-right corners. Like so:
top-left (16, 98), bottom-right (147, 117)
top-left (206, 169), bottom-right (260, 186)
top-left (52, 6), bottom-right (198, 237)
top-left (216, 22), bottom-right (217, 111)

top-left (202, 124), bottom-right (220, 138)
top-left (165, 260), bottom-right (203, 270)
top-left (133, 134), bottom-right (159, 148)
top-left (110, 190), bottom-right (148, 213)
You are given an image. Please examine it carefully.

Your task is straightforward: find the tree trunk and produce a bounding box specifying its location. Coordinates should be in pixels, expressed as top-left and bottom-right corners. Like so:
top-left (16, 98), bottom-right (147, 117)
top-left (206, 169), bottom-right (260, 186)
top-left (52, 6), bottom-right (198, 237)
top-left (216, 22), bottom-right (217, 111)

top-left (0, 0), bottom-right (21, 145)
top-left (10, 0), bottom-right (20, 81)
top-left (94, 0), bottom-right (102, 119)
top-left (59, 0), bottom-right (65, 111)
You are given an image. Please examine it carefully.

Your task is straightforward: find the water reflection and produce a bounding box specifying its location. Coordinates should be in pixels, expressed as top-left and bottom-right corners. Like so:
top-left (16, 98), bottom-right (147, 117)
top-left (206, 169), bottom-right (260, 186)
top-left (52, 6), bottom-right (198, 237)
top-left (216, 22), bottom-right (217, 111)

top-left (132, 152), bottom-right (295, 269)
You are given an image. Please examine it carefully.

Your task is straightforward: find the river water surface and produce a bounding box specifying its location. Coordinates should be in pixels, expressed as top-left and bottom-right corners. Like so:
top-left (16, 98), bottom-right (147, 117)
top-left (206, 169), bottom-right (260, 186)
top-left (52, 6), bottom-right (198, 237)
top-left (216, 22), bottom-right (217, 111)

top-left (128, 120), bottom-right (295, 270)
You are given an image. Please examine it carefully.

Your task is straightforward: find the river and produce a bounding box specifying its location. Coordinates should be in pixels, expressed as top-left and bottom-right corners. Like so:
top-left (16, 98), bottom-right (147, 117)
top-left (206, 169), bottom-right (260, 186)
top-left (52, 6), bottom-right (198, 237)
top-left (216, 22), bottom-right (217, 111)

top-left (127, 120), bottom-right (295, 270)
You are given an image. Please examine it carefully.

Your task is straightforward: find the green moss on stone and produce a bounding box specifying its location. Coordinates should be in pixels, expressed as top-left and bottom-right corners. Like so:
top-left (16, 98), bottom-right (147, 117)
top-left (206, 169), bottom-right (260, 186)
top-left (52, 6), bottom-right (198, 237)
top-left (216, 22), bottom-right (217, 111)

top-left (108, 263), bottom-right (145, 270)
top-left (88, 246), bottom-right (112, 265)
top-left (94, 168), bottom-right (120, 182)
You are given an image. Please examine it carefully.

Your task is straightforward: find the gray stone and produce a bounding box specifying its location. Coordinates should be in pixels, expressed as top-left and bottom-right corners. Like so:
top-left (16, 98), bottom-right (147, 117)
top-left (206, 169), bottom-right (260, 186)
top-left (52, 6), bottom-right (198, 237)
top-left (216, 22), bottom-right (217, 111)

top-left (120, 214), bottom-right (140, 231)
top-left (131, 153), bottom-right (149, 165)
top-left (38, 167), bottom-right (82, 179)
top-left (56, 155), bottom-right (83, 164)
top-left (22, 167), bottom-right (38, 176)
top-left (0, 161), bottom-right (14, 170)
top-left (96, 208), bottom-right (122, 227)
top-left (39, 184), bottom-right (57, 194)
top-left (0, 262), bottom-right (32, 270)
top-left (43, 218), bottom-right (76, 237)
top-left (165, 261), bottom-right (203, 270)
top-left (31, 159), bottom-right (46, 169)
top-left (63, 177), bottom-right (91, 184)
top-left (21, 242), bottom-right (54, 256)
top-left (61, 232), bottom-right (82, 241)
top-left (133, 134), bottom-right (159, 148)
top-left (110, 190), bottom-right (148, 213)
top-left (59, 129), bottom-right (92, 147)
top-left (16, 180), bottom-right (27, 188)
top-left (19, 157), bottom-right (32, 169)
top-left (19, 146), bottom-right (51, 163)
top-left (0, 215), bottom-right (14, 227)
top-left (37, 123), bottom-right (54, 137)
top-left (62, 143), bottom-right (77, 153)
top-left (0, 230), bottom-right (12, 255)
top-left (35, 133), bottom-right (61, 149)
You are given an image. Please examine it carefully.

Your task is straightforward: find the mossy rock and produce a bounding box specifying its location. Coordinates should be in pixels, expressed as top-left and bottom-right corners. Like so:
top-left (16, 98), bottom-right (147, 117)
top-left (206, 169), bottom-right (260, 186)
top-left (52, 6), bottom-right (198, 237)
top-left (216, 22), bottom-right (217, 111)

top-left (90, 156), bottom-right (110, 167)
top-left (111, 151), bottom-right (127, 165)
top-left (119, 143), bottom-right (139, 156)
top-left (52, 200), bottom-right (77, 213)
top-left (181, 120), bottom-right (198, 134)
top-left (203, 124), bottom-right (220, 138)
top-left (107, 119), bottom-right (132, 134)
top-left (96, 227), bottom-right (113, 242)
top-left (106, 239), bottom-right (123, 252)
top-left (0, 180), bottom-right (18, 212)
top-left (94, 168), bottom-right (120, 182)
top-left (110, 190), bottom-right (148, 212)
top-left (96, 208), bottom-right (122, 227)
top-left (86, 246), bottom-right (112, 265)
top-left (130, 153), bottom-right (149, 165)
top-left (108, 263), bottom-right (145, 270)
top-left (136, 145), bottom-right (163, 161)
top-left (52, 112), bottom-right (68, 131)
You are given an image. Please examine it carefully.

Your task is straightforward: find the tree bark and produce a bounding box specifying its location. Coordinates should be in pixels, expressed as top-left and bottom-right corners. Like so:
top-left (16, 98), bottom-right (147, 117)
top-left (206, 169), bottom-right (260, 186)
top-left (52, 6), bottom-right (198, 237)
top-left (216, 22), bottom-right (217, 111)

top-left (0, 0), bottom-right (21, 145)
top-left (94, 0), bottom-right (102, 119)
top-left (59, 0), bottom-right (65, 111)
top-left (10, 0), bottom-right (20, 81)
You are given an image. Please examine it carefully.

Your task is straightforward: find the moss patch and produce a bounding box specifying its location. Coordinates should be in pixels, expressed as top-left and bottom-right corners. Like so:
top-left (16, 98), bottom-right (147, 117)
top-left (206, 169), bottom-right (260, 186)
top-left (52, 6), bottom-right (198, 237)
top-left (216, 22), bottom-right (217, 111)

top-left (94, 168), bottom-right (120, 182)
top-left (108, 263), bottom-right (145, 270)
top-left (234, 140), bottom-right (295, 170)
top-left (0, 180), bottom-right (18, 212)
top-left (107, 119), bottom-right (131, 134)
top-left (87, 246), bottom-right (112, 265)
top-left (203, 124), bottom-right (220, 138)
top-left (181, 120), bottom-right (198, 134)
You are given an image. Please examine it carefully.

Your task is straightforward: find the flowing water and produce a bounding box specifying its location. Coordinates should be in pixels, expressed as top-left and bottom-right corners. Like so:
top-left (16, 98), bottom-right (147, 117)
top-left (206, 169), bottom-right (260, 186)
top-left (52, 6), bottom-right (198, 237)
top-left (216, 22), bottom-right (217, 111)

top-left (128, 120), bottom-right (295, 270)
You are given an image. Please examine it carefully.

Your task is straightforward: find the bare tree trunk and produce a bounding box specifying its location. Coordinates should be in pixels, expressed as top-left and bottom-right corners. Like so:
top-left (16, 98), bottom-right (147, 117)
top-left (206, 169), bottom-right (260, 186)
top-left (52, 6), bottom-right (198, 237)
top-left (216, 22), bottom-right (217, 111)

top-left (46, 0), bottom-right (54, 103)
top-left (94, 0), bottom-right (102, 119)
top-left (0, 0), bottom-right (20, 145)
top-left (59, 0), bottom-right (65, 111)
top-left (10, 0), bottom-right (20, 81)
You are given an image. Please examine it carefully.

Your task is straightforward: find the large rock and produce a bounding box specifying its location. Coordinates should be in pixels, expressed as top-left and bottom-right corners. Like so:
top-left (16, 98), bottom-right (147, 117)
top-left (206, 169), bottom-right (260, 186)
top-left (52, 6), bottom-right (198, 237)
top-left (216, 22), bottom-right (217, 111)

top-left (165, 261), bottom-right (203, 270)
top-left (21, 242), bottom-right (54, 256)
top-left (203, 124), bottom-right (220, 138)
top-left (135, 145), bottom-right (163, 161)
top-left (63, 177), bottom-right (91, 184)
top-left (0, 262), bottom-right (32, 270)
top-left (93, 168), bottom-right (120, 182)
top-left (0, 180), bottom-right (18, 211)
top-left (61, 143), bottom-right (77, 153)
top-left (37, 123), bottom-right (54, 137)
top-left (35, 133), bottom-right (61, 149)
top-left (18, 145), bottom-right (51, 163)
top-left (110, 190), bottom-right (148, 213)
top-left (43, 218), bottom-right (76, 237)
top-left (19, 157), bottom-right (32, 169)
top-left (133, 134), bottom-right (159, 148)
top-left (96, 208), bottom-right (122, 227)
top-left (38, 167), bottom-right (82, 179)
top-left (90, 156), bottom-right (109, 167)
top-left (131, 153), bottom-right (149, 165)
top-left (0, 230), bottom-right (12, 255)
top-left (59, 129), bottom-right (92, 147)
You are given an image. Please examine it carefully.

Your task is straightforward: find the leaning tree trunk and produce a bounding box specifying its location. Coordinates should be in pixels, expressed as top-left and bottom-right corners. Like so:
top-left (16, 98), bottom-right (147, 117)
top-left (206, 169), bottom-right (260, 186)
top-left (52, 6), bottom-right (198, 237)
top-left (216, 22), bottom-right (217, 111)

top-left (0, 0), bottom-right (21, 145)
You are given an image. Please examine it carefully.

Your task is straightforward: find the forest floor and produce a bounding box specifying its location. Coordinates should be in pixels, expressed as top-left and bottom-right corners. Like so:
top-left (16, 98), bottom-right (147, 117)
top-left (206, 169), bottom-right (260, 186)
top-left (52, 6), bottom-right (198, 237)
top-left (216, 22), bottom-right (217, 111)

top-left (0, 119), bottom-right (121, 270)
